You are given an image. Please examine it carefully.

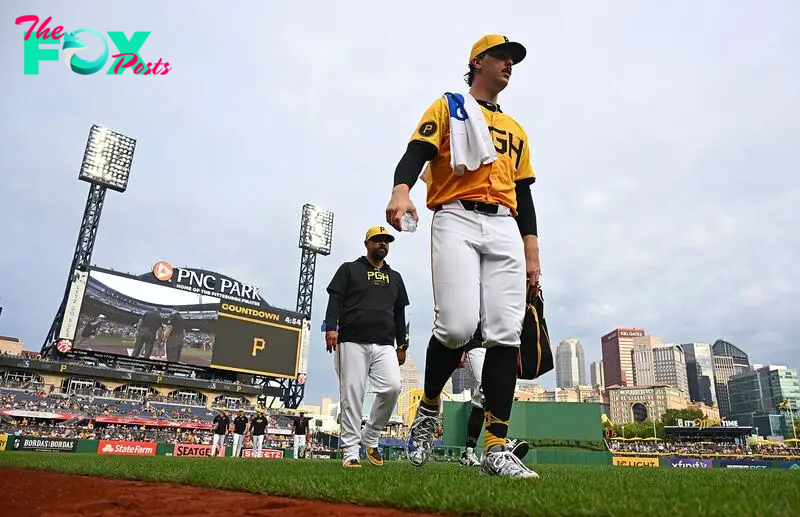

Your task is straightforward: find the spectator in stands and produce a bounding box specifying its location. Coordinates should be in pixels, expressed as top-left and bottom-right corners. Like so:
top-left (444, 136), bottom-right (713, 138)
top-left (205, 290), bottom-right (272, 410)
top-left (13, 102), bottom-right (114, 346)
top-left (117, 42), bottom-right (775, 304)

top-left (210, 409), bottom-right (230, 457)
top-left (133, 310), bottom-right (163, 359)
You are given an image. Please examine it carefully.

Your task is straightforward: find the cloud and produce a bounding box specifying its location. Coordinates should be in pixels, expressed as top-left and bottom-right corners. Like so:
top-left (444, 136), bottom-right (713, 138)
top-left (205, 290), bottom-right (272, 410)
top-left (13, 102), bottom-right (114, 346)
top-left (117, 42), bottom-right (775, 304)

top-left (1, 0), bottom-right (798, 405)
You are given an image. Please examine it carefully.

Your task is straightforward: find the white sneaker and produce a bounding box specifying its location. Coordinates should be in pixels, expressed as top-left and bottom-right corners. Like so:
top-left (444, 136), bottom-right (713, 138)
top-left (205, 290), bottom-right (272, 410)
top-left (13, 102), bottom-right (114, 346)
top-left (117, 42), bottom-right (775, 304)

top-left (480, 445), bottom-right (540, 479)
top-left (460, 447), bottom-right (480, 467)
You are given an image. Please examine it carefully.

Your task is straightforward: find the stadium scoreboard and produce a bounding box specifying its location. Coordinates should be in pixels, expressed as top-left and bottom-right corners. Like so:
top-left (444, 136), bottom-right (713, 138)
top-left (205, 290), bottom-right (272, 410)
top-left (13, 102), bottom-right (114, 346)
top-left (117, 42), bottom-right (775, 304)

top-left (66, 266), bottom-right (311, 381)
top-left (211, 303), bottom-right (304, 378)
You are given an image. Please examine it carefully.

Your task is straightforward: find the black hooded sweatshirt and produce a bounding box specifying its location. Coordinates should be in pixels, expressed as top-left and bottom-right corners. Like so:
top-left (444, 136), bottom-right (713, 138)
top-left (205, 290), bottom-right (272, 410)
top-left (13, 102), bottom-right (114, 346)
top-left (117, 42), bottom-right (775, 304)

top-left (324, 256), bottom-right (409, 347)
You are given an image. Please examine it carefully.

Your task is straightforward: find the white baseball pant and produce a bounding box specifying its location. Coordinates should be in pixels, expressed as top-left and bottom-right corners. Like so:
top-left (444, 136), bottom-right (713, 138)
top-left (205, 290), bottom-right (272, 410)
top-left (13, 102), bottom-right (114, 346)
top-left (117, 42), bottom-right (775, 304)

top-left (232, 433), bottom-right (245, 457)
top-left (211, 433), bottom-right (226, 456)
top-left (293, 434), bottom-right (307, 458)
top-left (465, 347), bottom-right (486, 407)
top-left (252, 434), bottom-right (264, 456)
top-left (335, 342), bottom-right (402, 460)
top-left (431, 202), bottom-right (526, 349)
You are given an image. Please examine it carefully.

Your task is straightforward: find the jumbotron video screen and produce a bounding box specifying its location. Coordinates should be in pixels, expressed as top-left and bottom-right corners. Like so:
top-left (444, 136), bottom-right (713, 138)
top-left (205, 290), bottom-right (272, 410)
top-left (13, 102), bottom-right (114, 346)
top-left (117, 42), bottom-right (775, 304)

top-left (67, 265), bottom-right (308, 379)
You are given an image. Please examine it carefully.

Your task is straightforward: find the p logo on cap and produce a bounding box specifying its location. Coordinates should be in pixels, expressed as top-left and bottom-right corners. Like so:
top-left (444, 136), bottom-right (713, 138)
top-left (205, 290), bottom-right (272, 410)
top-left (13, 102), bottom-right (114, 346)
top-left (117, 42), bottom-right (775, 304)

top-left (365, 226), bottom-right (395, 242)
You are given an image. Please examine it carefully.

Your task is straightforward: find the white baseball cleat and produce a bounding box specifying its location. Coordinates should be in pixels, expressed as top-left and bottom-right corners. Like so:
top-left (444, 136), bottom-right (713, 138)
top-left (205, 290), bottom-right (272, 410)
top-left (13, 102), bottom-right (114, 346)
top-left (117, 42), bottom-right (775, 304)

top-left (480, 445), bottom-right (540, 479)
top-left (405, 405), bottom-right (440, 467)
top-left (507, 438), bottom-right (531, 461)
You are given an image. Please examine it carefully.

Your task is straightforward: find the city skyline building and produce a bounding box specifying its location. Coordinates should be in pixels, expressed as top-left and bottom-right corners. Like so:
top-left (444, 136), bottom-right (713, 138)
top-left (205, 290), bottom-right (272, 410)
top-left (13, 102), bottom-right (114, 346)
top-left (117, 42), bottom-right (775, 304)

top-left (682, 342), bottom-right (718, 407)
top-left (556, 338), bottom-right (586, 389)
top-left (590, 361), bottom-right (604, 389)
top-left (712, 339), bottom-right (751, 417)
top-left (632, 335), bottom-right (663, 386)
top-left (601, 328), bottom-right (646, 388)
top-left (451, 365), bottom-right (472, 395)
top-left (727, 365), bottom-right (800, 435)
top-left (652, 344), bottom-right (690, 396)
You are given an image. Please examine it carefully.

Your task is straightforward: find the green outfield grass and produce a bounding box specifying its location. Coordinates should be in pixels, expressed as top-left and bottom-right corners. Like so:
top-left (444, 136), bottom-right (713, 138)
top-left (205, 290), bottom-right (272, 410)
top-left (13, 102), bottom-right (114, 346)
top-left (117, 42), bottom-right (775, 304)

top-left (1, 453), bottom-right (798, 517)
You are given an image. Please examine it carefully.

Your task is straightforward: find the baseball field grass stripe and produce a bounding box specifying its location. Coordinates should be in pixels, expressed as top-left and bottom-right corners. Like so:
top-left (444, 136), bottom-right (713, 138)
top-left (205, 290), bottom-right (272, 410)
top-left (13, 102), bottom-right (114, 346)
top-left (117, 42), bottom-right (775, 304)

top-left (1, 453), bottom-right (799, 516)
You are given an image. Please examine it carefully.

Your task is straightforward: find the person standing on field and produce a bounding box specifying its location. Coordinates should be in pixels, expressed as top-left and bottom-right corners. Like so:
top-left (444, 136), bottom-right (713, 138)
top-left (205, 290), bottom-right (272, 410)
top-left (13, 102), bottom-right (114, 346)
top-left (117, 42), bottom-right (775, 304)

top-left (210, 409), bottom-right (230, 457)
top-left (250, 408), bottom-right (269, 457)
top-left (231, 409), bottom-right (249, 457)
top-left (385, 34), bottom-right (541, 479)
top-left (292, 411), bottom-right (312, 459)
top-left (324, 226), bottom-right (409, 468)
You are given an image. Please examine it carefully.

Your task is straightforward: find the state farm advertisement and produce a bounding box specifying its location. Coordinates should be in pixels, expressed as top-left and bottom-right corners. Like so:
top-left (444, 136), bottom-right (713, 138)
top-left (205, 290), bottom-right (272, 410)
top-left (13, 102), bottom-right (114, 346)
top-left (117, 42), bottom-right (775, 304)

top-left (98, 440), bottom-right (156, 456)
top-left (242, 448), bottom-right (284, 459)
top-left (173, 444), bottom-right (221, 457)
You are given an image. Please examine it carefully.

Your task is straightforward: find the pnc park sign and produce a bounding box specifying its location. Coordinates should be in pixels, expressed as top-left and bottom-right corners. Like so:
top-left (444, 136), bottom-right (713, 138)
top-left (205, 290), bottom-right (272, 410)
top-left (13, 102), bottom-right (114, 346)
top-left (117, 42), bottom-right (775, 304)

top-left (149, 261), bottom-right (268, 308)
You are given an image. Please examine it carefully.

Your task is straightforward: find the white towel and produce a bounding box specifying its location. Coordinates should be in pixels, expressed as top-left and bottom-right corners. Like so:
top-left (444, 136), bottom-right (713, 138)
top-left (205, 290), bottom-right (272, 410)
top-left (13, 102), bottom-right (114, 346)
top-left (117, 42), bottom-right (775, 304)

top-left (444, 92), bottom-right (497, 176)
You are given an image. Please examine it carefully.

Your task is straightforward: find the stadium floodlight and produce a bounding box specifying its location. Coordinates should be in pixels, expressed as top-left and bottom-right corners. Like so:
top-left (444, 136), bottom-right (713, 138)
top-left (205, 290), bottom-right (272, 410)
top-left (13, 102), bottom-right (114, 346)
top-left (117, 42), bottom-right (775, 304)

top-left (78, 124), bottom-right (137, 193)
top-left (299, 203), bottom-right (334, 256)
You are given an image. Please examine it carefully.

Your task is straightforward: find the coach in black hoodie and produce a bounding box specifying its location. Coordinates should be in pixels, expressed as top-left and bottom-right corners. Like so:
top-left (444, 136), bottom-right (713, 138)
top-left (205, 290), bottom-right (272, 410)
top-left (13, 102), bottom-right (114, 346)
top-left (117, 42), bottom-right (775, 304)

top-left (324, 225), bottom-right (409, 468)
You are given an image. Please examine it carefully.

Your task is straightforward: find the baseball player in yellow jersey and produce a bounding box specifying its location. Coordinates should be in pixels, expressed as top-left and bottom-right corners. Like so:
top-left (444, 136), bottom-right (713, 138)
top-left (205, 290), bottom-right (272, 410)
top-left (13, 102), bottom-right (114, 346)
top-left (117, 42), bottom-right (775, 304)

top-left (385, 34), bottom-right (541, 479)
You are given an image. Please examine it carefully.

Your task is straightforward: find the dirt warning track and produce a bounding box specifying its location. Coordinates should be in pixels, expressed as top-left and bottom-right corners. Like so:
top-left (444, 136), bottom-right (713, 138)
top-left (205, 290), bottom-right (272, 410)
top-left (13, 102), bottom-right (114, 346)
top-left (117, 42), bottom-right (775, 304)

top-left (1, 468), bottom-right (450, 517)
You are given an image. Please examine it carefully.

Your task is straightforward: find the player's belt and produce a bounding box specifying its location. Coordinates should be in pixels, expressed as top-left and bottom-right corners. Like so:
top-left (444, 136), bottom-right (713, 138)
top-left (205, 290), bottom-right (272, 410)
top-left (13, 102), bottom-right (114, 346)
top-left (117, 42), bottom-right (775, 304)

top-left (434, 200), bottom-right (505, 215)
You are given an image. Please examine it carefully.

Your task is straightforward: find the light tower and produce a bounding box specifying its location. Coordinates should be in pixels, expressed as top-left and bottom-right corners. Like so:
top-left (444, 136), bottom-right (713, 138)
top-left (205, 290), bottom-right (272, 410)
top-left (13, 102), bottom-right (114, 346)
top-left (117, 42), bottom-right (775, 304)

top-left (41, 124), bottom-right (137, 357)
top-left (283, 203), bottom-right (334, 408)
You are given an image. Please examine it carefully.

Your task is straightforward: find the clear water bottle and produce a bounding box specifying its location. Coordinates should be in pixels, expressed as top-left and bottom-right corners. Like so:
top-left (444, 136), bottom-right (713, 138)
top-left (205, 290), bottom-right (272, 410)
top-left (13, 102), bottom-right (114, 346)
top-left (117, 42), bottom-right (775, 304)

top-left (400, 213), bottom-right (417, 233)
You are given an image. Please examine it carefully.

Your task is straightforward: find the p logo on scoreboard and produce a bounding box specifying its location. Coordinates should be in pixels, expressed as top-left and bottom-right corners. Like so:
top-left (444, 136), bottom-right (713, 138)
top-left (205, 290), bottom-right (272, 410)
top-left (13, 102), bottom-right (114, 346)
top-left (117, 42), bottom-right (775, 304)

top-left (252, 337), bottom-right (266, 357)
top-left (152, 261), bottom-right (174, 282)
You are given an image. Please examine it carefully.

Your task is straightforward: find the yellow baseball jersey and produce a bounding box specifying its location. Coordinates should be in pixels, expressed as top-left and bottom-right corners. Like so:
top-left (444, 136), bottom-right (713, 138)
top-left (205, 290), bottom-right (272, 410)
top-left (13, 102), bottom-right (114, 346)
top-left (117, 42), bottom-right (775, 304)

top-left (410, 97), bottom-right (535, 215)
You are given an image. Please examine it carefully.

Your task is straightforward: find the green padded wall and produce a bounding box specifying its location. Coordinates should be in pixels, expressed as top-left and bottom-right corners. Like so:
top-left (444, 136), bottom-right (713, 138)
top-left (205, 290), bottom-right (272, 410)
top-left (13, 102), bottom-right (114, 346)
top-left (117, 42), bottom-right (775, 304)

top-left (442, 401), bottom-right (604, 447)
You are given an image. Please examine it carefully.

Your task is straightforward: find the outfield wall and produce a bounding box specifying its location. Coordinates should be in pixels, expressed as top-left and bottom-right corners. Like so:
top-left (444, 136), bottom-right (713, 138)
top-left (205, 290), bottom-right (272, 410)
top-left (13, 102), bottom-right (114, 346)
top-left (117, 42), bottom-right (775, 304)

top-left (0, 434), bottom-right (334, 459)
top-left (442, 400), bottom-right (605, 453)
top-left (2, 433), bottom-right (798, 469)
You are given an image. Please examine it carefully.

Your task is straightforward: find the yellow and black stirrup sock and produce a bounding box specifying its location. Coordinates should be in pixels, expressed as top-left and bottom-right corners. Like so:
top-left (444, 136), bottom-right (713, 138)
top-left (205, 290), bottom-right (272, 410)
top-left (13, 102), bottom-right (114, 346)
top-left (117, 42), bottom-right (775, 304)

top-left (483, 412), bottom-right (510, 451)
top-left (481, 346), bottom-right (518, 450)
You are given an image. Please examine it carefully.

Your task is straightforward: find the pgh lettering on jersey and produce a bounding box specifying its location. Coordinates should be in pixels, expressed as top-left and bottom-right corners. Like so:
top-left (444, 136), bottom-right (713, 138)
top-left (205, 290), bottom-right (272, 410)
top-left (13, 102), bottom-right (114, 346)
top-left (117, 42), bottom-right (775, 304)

top-left (325, 257), bottom-right (409, 347)
top-left (411, 97), bottom-right (535, 214)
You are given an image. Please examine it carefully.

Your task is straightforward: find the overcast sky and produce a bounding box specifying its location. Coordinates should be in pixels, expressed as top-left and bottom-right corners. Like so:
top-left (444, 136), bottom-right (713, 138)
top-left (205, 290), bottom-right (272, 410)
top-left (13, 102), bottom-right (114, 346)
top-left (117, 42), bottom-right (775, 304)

top-left (1, 1), bottom-right (797, 405)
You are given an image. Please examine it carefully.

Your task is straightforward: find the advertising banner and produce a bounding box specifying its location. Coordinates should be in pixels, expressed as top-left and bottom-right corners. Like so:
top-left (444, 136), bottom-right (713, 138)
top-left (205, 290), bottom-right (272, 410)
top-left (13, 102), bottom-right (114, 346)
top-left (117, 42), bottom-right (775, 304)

top-left (296, 318), bottom-right (311, 381)
top-left (0, 433), bottom-right (8, 451)
top-left (173, 443), bottom-right (216, 457)
top-left (310, 450), bottom-right (335, 459)
top-left (1, 409), bottom-right (79, 420)
top-left (776, 461), bottom-right (800, 470)
top-left (242, 448), bottom-right (284, 459)
top-left (668, 457), bottom-right (713, 469)
top-left (719, 459), bottom-right (771, 469)
top-left (12, 436), bottom-right (77, 453)
top-left (612, 456), bottom-right (660, 467)
top-left (59, 270), bottom-right (88, 340)
top-left (94, 416), bottom-right (213, 429)
top-left (98, 440), bottom-right (157, 456)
